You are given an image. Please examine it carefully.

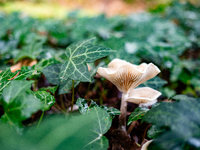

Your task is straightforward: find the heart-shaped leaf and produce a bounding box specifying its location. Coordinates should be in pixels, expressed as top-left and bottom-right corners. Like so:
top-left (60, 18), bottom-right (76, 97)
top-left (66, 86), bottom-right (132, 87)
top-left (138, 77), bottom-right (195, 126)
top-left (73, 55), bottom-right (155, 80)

top-left (0, 107), bottom-right (111, 150)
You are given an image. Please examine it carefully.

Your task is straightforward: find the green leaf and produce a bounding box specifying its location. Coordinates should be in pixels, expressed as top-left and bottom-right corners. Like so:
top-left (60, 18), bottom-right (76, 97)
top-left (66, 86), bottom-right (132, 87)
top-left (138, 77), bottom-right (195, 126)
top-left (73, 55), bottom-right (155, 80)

top-left (142, 97), bottom-right (200, 150)
top-left (99, 106), bottom-right (121, 119)
top-left (38, 86), bottom-right (58, 94)
top-left (0, 67), bottom-right (34, 94)
top-left (58, 79), bottom-right (79, 95)
top-left (139, 77), bottom-right (167, 90)
top-left (30, 91), bottom-right (55, 111)
top-left (76, 98), bottom-right (120, 119)
top-left (59, 38), bottom-right (114, 82)
top-left (0, 107), bottom-right (111, 150)
top-left (2, 80), bottom-right (34, 103)
top-left (14, 66), bottom-right (35, 80)
top-left (42, 64), bottom-right (61, 85)
top-left (1, 80), bottom-right (42, 128)
top-left (42, 64), bottom-right (80, 94)
top-left (147, 125), bottom-right (165, 139)
top-left (127, 107), bottom-right (150, 125)
top-left (33, 58), bottom-right (60, 72)
top-left (0, 68), bottom-right (20, 94)
top-left (14, 41), bottom-right (44, 63)
top-left (1, 93), bottom-right (42, 126)
top-left (170, 63), bottom-right (183, 82)
top-left (172, 94), bottom-right (196, 101)
top-left (76, 98), bottom-right (96, 114)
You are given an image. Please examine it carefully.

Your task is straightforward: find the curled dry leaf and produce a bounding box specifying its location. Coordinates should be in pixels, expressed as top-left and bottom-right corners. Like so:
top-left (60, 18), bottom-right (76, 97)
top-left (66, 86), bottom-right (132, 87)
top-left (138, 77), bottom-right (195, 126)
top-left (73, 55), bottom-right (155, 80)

top-left (97, 59), bottom-right (160, 93)
top-left (10, 59), bottom-right (37, 72)
top-left (87, 64), bottom-right (91, 72)
top-left (126, 87), bottom-right (161, 106)
top-left (141, 140), bottom-right (153, 150)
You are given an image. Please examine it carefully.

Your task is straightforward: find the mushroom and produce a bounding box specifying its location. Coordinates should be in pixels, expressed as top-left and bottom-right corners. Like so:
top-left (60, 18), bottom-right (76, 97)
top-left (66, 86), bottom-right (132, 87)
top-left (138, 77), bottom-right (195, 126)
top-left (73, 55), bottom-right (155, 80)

top-left (97, 59), bottom-right (160, 93)
top-left (97, 59), bottom-right (160, 131)
top-left (126, 87), bottom-right (161, 107)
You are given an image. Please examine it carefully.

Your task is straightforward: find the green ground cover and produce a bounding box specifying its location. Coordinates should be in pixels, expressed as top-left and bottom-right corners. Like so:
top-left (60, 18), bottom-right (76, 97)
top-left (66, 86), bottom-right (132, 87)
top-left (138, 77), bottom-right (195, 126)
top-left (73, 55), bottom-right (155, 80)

top-left (0, 1), bottom-right (200, 150)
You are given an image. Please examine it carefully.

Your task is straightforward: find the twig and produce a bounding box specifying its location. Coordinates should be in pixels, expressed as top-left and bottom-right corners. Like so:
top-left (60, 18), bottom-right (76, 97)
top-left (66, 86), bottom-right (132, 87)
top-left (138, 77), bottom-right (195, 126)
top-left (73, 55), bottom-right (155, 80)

top-left (71, 80), bottom-right (75, 113)
top-left (127, 121), bottom-right (137, 136)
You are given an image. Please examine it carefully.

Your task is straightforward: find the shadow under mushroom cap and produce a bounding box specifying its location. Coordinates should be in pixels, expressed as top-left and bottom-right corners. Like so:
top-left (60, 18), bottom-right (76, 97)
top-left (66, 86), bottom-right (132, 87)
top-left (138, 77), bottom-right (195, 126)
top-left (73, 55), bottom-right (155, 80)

top-left (97, 59), bottom-right (160, 93)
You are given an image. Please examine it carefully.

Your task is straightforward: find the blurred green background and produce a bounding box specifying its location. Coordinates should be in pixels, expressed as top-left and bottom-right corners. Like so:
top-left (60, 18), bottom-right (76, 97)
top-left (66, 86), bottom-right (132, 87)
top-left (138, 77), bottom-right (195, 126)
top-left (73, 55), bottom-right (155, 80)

top-left (1, 0), bottom-right (199, 18)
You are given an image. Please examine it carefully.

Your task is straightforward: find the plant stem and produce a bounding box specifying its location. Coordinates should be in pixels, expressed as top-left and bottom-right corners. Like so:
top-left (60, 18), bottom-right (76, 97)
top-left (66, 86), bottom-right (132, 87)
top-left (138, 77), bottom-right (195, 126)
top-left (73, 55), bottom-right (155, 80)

top-left (33, 79), bottom-right (38, 91)
top-left (119, 93), bottom-right (128, 131)
top-left (71, 80), bottom-right (75, 112)
top-left (37, 111), bottom-right (44, 128)
top-left (59, 94), bottom-right (65, 110)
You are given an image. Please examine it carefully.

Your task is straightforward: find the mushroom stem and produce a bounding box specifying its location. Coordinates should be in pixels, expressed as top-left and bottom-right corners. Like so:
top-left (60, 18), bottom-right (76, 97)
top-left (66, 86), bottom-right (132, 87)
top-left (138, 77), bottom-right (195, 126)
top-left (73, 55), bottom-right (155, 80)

top-left (119, 93), bottom-right (128, 131)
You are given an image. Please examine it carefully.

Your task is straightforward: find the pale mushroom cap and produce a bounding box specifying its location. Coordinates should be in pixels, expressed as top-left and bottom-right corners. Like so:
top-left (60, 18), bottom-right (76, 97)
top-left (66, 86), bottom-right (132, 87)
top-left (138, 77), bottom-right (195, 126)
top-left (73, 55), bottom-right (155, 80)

top-left (126, 87), bottom-right (161, 105)
top-left (97, 59), bottom-right (160, 93)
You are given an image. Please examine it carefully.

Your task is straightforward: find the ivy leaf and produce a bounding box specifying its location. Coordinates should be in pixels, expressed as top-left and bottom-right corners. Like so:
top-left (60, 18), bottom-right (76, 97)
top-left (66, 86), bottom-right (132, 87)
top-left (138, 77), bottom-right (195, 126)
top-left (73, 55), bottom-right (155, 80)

top-left (76, 98), bottom-right (97, 114)
top-left (1, 80), bottom-right (42, 127)
top-left (59, 38), bottom-right (114, 82)
top-left (14, 41), bottom-right (44, 63)
top-left (127, 107), bottom-right (150, 125)
top-left (0, 67), bottom-right (35, 94)
top-left (42, 64), bottom-right (79, 94)
top-left (99, 106), bottom-right (121, 119)
top-left (0, 107), bottom-right (111, 150)
top-left (2, 80), bottom-right (34, 103)
top-left (0, 40), bottom-right (18, 56)
top-left (42, 64), bottom-right (61, 85)
top-left (0, 68), bottom-right (20, 94)
top-left (33, 58), bottom-right (60, 72)
top-left (83, 107), bottom-right (112, 149)
top-left (58, 79), bottom-right (79, 95)
top-left (38, 86), bottom-right (58, 94)
top-left (15, 66), bottom-right (35, 80)
top-left (142, 97), bottom-right (200, 150)
top-left (139, 76), bottom-right (167, 90)
top-left (76, 98), bottom-right (120, 119)
top-left (1, 93), bottom-right (42, 126)
top-left (30, 91), bottom-right (55, 111)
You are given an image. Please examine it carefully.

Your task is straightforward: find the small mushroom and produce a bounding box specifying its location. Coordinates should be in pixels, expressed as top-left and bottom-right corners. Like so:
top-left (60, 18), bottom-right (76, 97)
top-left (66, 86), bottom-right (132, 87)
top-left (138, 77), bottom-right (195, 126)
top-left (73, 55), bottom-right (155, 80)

top-left (126, 87), bottom-right (161, 107)
top-left (97, 59), bottom-right (161, 131)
